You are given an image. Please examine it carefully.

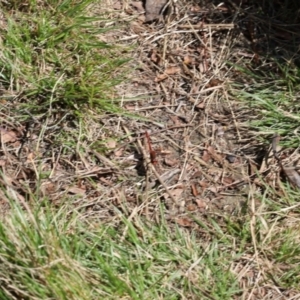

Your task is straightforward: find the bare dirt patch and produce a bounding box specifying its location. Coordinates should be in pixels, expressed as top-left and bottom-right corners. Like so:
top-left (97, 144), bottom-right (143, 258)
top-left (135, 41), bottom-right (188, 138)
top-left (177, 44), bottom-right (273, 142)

top-left (89, 0), bottom-right (271, 220)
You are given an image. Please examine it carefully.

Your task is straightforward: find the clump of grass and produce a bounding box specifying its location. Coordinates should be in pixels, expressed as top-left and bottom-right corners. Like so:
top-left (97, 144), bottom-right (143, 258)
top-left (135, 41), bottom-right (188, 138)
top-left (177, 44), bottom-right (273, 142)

top-left (0, 198), bottom-right (242, 300)
top-left (229, 0), bottom-right (300, 147)
top-left (2, 190), bottom-right (300, 299)
top-left (0, 0), bottom-right (128, 119)
top-left (232, 60), bottom-right (300, 149)
top-left (0, 200), bottom-right (135, 300)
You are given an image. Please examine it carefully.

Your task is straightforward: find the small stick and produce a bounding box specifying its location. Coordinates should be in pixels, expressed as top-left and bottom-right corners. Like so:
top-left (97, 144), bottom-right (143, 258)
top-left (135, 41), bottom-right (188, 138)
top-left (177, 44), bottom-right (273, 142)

top-left (137, 137), bottom-right (178, 205)
top-left (145, 131), bottom-right (157, 165)
top-left (178, 23), bottom-right (234, 30)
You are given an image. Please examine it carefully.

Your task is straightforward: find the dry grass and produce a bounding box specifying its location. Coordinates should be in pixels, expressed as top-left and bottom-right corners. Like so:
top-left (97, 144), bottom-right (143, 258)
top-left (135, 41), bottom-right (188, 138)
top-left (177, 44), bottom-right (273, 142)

top-left (0, 0), bottom-right (300, 299)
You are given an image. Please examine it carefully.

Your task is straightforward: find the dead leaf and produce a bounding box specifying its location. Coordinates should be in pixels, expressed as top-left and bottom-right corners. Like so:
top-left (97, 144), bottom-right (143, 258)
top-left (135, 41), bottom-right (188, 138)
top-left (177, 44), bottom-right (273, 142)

top-left (68, 186), bottom-right (86, 195)
top-left (176, 218), bottom-right (193, 227)
top-left (190, 5), bottom-right (201, 13)
top-left (187, 204), bottom-right (197, 211)
top-left (130, 21), bottom-right (144, 34)
top-left (113, 1), bottom-right (122, 10)
top-left (155, 74), bottom-right (168, 82)
top-left (169, 115), bottom-right (181, 125)
top-left (99, 176), bottom-right (113, 186)
top-left (114, 148), bottom-right (124, 157)
top-left (202, 150), bottom-right (211, 162)
top-left (207, 78), bottom-right (223, 87)
top-left (26, 152), bottom-right (35, 163)
top-left (164, 157), bottom-right (177, 167)
top-left (183, 55), bottom-right (195, 66)
top-left (0, 128), bottom-right (17, 143)
top-left (207, 146), bottom-right (223, 163)
top-left (150, 49), bottom-right (161, 65)
top-left (125, 105), bottom-right (136, 111)
top-left (155, 66), bottom-right (181, 82)
top-left (199, 181), bottom-right (209, 188)
top-left (165, 66), bottom-right (181, 75)
top-left (106, 139), bottom-right (116, 149)
top-left (170, 188), bottom-right (183, 199)
top-left (191, 184), bottom-right (198, 196)
top-left (222, 177), bottom-right (234, 185)
top-left (195, 199), bottom-right (208, 210)
top-left (41, 182), bottom-right (56, 196)
top-left (144, 0), bottom-right (168, 22)
top-left (196, 101), bottom-right (206, 109)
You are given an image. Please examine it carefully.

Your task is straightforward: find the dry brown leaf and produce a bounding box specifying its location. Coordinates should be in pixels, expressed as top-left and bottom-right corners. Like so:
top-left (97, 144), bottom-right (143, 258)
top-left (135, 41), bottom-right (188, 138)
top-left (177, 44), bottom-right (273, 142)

top-left (125, 105), bottom-right (136, 111)
top-left (99, 176), bottom-right (113, 186)
top-left (207, 78), bottom-right (223, 87)
top-left (130, 21), bottom-right (144, 34)
top-left (113, 1), bottom-right (122, 10)
top-left (191, 184), bottom-right (198, 196)
top-left (2, 174), bottom-right (13, 185)
top-left (170, 188), bottom-right (183, 199)
top-left (41, 182), bottom-right (56, 196)
top-left (187, 204), bottom-right (197, 211)
top-left (145, 0), bottom-right (167, 22)
top-left (195, 199), bottom-right (208, 210)
top-left (155, 66), bottom-right (180, 82)
top-left (150, 49), bottom-right (161, 64)
top-left (106, 139), bottom-right (116, 149)
top-left (162, 188), bottom-right (183, 202)
top-left (196, 101), bottom-right (206, 109)
top-left (0, 128), bottom-right (17, 143)
top-left (26, 152), bottom-right (35, 163)
top-left (183, 55), bottom-right (195, 65)
top-left (223, 177), bottom-right (234, 185)
top-left (199, 181), bottom-right (209, 188)
top-left (202, 150), bottom-right (211, 162)
top-left (169, 115), bottom-right (181, 125)
top-left (164, 66), bottom-right (181, 75)
top-left (176, 218), bottom-right (193, 227)
top-left (190, 5), bottom-right (201, 13)
top-left (114, 148), bottom-right (124, 157)
top-left (68, 186), bottom-right (86, 195)
top-left (207, 146), bottom-right (223, 163)
top-left (164, 157), bottom-right (177, 167)
top-left (155, 73), bottom-right (168, 82)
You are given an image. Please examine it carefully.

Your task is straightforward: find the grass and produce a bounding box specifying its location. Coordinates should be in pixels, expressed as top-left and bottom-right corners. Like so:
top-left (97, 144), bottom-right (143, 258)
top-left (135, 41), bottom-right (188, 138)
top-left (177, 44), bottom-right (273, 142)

top-left (2, 189), bottom-right (300, 299)
top-left (0, 200), bottom-right (241, 299)
top-left (1, 0), bottom-right (300, 299)
top-left (0, 0), bottom-right (128, 118)
top-left (233, 61), bottom-right (300, 147)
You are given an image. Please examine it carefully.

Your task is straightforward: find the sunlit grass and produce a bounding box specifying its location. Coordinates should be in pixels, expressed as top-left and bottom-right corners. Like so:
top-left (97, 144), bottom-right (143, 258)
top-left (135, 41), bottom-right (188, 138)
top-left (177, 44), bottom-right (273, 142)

top-left (0, 0), bottom-right (128, 119)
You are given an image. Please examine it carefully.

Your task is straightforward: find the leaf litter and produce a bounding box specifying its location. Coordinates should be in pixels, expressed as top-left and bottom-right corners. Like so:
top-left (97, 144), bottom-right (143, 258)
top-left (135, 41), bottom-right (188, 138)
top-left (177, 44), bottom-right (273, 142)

top-left (1, 0), bottom-right (300, 298)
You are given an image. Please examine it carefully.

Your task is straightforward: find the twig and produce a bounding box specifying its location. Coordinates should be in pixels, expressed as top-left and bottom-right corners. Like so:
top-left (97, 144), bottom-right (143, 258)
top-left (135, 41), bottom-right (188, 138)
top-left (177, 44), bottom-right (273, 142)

top-left (178, 23), bottom-right (235, 30)
top-left (137, 138), bottom-right (178, 205)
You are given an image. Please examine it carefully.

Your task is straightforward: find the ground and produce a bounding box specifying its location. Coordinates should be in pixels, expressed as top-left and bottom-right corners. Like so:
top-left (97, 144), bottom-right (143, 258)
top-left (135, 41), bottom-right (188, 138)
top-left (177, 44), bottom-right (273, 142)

top-left (0, 0), bottom-right (300, 299)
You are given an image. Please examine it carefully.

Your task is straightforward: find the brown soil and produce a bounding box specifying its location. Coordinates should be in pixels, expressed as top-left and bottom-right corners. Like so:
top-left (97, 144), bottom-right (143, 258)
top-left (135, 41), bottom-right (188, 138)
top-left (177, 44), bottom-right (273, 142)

top-left (1, 1), bottom-right (300, 298)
